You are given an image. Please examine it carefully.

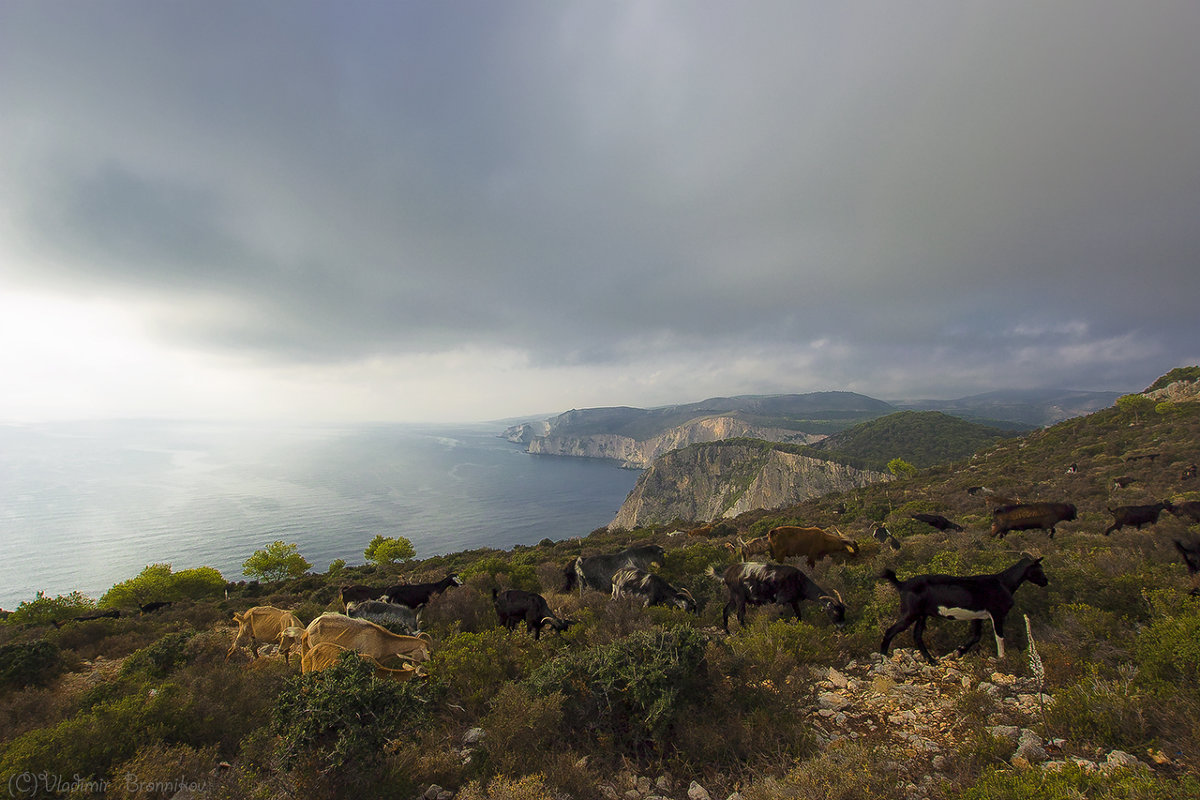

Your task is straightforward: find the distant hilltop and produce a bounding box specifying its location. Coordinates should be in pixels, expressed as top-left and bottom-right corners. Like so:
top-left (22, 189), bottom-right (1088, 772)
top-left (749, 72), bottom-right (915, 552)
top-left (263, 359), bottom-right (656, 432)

top-left (504, 389), bottom-right (1120, 469)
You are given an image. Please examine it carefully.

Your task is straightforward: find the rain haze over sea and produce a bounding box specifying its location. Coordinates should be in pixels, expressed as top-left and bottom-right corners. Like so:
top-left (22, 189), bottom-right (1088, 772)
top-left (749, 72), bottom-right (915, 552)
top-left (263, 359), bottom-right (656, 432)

top-left (0, 420), bottom-right (639, 610)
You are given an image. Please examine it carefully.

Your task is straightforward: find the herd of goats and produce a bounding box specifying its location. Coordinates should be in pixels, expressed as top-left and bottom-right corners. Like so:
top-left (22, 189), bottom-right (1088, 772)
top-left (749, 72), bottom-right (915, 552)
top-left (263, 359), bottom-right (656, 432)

top-left (223, 494), bottom-right (1200, 678)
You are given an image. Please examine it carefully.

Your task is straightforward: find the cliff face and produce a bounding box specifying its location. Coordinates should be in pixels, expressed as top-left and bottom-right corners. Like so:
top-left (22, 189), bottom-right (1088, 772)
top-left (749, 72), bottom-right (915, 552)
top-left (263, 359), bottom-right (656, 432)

top-left (509, 416), bottom-right (822, 469)
top-left (609, 442), bottom-right (890, 529)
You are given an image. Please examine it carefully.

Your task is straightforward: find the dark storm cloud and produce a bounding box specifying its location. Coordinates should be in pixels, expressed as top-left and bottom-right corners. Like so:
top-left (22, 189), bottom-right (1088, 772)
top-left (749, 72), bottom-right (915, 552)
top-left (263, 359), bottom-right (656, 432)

top-left (3, 1), bottom-right (1199, 405)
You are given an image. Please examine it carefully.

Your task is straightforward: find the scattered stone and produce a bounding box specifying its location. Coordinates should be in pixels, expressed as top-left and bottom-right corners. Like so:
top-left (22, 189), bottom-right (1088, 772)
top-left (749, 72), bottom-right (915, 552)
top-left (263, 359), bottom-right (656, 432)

top-left (1015, 730), bottom-right (1046, 763)
top-left (1106, 750), bottom-right (1142, 769)
top-left (624, 790), bottom-right (640, 800)
top-left (828, 667), bottom-right (849, 688)
top-left (462, 727), bottom-right (485, 746)
top-left (637, 777), bottom-right (652, 795)
top-left (599, 786), bottom-right (620, 800)
top-left (655, 775), bottom-right (672, 794)
top-left (688, 781), bottom-right (711, 800)
top-left (817, 692), bottom-right (851, 710)
top-left (423, 785), bottom-right (444, 800)
top-left (986, 725), bottom-right (1020, 743)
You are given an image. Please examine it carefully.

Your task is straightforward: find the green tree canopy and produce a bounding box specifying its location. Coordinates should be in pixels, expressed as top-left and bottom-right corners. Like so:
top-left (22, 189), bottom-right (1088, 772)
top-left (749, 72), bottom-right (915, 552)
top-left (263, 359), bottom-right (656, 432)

top-left (100, 564), bottom-right (226, 608)
top-left (887, 457), bottom-right (918, 480)
top-left (1116, 393), bottom-right (1155, 424)
top-left (364, 534), bottom-right (416, 565)
top-left (242, 541), bottom-right (312, 582)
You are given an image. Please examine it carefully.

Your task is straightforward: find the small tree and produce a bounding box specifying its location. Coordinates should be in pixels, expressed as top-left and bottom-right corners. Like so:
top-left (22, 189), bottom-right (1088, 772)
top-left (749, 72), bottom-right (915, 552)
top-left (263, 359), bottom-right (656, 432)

top-left (1116, 393), bottom-right (1154, 425)
top-left (887, 458), bottom-right (918, 480)
top-left (7, 591), bottom-right (96, 627)
top-left (364, 534), bottom-right (416, 565)
top-left (242, 541), bottom-right (312, 582)
top-left (171, 566), bottom-right (227, 600)
top-left (101, 563), bottom-right (175, 608)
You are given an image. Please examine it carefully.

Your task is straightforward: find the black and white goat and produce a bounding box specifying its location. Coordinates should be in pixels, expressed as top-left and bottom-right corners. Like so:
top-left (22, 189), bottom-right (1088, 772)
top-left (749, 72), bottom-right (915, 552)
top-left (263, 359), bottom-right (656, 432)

top-left (611, 567), bottom-right (696, 612)
top-left (879, 555), bottom-right (1048, 664)
top-left (712, 562), bottom-right (845, 633)
top-left (492, 589), bottom-right (575, 640)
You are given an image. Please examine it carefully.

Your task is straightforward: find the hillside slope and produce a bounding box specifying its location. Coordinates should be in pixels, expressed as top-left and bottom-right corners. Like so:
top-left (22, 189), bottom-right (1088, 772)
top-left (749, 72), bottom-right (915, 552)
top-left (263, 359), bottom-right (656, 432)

top-left (814, 410), bottom-right (1014, 469)
top-left (609, 440), bottom-right (890, 529)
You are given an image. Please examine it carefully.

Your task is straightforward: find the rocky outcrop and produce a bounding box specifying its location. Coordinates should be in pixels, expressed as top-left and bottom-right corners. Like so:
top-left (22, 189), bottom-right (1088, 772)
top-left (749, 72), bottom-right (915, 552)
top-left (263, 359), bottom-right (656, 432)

top-left (609, 441), bottom-right (889, 529)
top-left (516, 416), bottom-right (822, 469)
top-left (1143, 378), bottom-right (1200, 404)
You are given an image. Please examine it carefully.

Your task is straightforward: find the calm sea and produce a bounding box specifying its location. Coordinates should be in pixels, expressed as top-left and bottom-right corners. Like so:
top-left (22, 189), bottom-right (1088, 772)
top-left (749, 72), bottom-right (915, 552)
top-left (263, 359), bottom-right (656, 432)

top-left (0, 420), bottom-right (640, 610)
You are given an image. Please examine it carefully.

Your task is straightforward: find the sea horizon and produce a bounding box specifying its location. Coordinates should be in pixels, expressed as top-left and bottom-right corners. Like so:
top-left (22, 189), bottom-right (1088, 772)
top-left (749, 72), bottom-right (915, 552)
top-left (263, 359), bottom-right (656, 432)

top-left (0, 419), bottom-right (641, 610)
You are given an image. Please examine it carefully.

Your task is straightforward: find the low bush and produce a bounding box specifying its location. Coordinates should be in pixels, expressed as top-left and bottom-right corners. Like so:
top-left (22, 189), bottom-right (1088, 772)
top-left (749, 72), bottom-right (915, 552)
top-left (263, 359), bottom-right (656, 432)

top-left (956, 763), bottom-right (1200, 799)
top-left (0, 640), bottom-right (63, 693)
top-left (524, 625), bottom-right (710, 754)
top-left (271, 649), bottom-right (432, 780)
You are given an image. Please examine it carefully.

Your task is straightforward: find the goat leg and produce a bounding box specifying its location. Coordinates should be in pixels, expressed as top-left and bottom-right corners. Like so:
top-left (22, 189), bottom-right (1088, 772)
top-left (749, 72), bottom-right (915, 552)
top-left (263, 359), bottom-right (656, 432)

top-left (954, 619), bottom-right (985, 657)
top-left (912, 615), bottom-right (938, 665)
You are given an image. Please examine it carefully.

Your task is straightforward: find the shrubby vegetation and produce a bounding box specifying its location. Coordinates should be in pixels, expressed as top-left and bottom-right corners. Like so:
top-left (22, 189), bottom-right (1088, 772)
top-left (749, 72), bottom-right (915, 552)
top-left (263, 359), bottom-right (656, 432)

top-left (2, 376), bottom-right (1200, 798)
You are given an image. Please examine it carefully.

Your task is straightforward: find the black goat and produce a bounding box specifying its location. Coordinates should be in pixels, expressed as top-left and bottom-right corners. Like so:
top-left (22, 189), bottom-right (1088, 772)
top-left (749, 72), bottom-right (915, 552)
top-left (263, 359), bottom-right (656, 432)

top-left (1104, 502), bottom-right (1173, 535)
top-left (338, 584), bottom-right (387, 609)
top-left (381, 574), bottom-right (462, 609)
top-left (1174, 540), bottom-right (1200, 596)
top-left (911, 513), bottom-right (964, 533)
top-left (139, 601), bottom-right (173, 614)
top-left (492, 589), bottom-right (575, 639)
top-left (713, 562), bottom-right (845, 633)
top-left (872, 524), bottom-right (901, 551)
top-left (880, 555), bottom-right (1048, 665)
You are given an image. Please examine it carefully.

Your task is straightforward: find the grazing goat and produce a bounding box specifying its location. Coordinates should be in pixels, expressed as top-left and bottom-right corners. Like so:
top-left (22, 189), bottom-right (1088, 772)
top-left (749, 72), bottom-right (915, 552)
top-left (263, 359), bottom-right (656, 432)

top-left (492, 589), bottom-right (575, 639)
top-left (910, 513), bottom-right (964, 533)
top-left (346, 599), bottom-right (420, 635)
top-left (1104, 502), bottom-right (1173, 535)
top-left (873, 525), bottom-right (901, 551)
top-left (879, 556), bottom-right (1048, 664)
top-left (713, 562), bottom-right (845, 632)
top-left (381, 574), bottom-right (462, 609)
top-left (611, 567), bottom-right (696, 612)
top-left (226, 606), bottom-right (303, 661)
top-left (300, 613), bottom-right (431, 664)
top-left (139, 601), bottom-right (173, 614)
top-left (54, 609), bottom-right (122, 628)
top-left (1173, 540), bottom-right (1200, 596)
top-left (766, 526), bottom-right (858, 568)
top-left (725, 535), bottom-right (771, 562)
top-left (339, 584), bottom-right (387, 610)
top-left (301, 641), bottom-right (425, 681)
top-left (1169, 500), bottom-right (1200, 524)
top-left (562, 544), bottom-right (665, 594)
top-left (990, 502), bottom-right (1077, 538)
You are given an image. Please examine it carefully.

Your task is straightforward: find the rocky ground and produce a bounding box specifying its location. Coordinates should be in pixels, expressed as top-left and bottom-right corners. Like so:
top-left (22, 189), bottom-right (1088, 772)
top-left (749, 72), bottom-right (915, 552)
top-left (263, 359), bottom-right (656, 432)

top-left (429, 646), bottom-right (1183, 800)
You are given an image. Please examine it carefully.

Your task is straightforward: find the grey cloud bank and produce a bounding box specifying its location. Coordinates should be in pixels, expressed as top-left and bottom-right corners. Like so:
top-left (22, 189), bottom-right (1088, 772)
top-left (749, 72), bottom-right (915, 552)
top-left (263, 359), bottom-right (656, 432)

top-left (2, 2), bottom-right (1198, 422)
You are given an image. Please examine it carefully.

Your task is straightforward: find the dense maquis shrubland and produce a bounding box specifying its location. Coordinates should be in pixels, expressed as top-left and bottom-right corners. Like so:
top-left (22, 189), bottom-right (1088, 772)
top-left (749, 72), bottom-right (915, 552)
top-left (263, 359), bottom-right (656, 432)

top-left (3, 378), bottom-right (1200, 800)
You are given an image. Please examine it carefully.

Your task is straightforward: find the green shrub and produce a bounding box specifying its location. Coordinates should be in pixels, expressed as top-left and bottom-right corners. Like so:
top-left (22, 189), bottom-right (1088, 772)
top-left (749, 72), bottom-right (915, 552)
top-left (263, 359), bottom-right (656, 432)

top-left (0, 641), bottom-right (63, 693)
top-left (957, 763), bottom-right (1200, 800)
top-left (1134, 599), bottom-right (1200, 687)
top-left (119, 632), bottom-right (196, 680)
top-left (744, 740), bottom-right (905, 800)
top-left (272, 649), bottom-right (431, 777)
top-left (480, 682), bottom-right (566, 775)
top-left (457, 774), bottom-right (558, 800)
top-left (0, 684), bottom-right (188, 787)
top-left (524, 625), bottom-right (709, 753)
top-left (428, 627), bottom-right (540, 714)
top-left (1045, 669), bottom-right (1155, 749)
top-left (108, 742), bottom-right (219, 800)
top-left (6, 591), bottom-right (96, 627)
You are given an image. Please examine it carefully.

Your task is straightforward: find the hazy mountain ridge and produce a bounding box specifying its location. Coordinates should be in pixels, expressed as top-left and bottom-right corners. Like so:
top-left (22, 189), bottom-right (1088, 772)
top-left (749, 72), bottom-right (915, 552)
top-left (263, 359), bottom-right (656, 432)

top-left (505, 388), bottom-right (1117, 468)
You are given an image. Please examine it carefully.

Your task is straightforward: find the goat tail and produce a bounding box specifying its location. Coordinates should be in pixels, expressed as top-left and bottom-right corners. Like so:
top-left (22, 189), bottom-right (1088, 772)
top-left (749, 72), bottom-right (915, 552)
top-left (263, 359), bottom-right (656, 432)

top-left (879, 568), bottom-right (902, 589)
top-left (703, 564), bottom-right (724, 582)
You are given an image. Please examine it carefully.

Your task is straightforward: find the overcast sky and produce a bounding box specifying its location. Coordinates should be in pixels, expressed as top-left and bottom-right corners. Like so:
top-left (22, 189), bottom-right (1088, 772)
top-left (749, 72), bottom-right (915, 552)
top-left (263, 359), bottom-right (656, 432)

top-left (2, 2), bottom-right (1198, 423)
